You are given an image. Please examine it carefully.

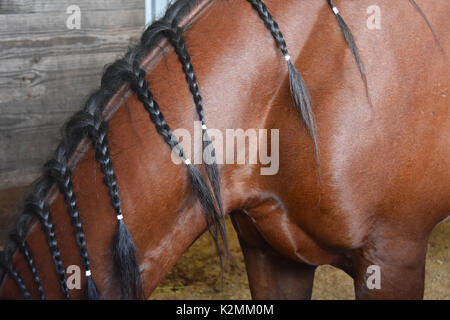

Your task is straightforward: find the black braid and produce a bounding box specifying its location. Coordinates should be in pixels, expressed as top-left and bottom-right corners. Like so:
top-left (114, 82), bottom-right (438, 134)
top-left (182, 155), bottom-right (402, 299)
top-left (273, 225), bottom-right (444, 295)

top-left (89, 112), bottom-right (143, 299)
top-left (247, 0), bottom-right (288, 56)
top-left (25, 194), bottom-right (70, 299)
top-left (164, 23), bottom-right (228, 255)
top-left (10, 234), bottom-right (46, 300)
top-left (132, 71), bottom-right (223, 245)
top-left (44, 159), bottom-right (91, 271)
top-left (167, 26), bottom-right (206, 123)
top-left (247, 0), bottom-right (320, 171)
top-left (105, 56), bottom-right (226, 253)
top-left (65, 107), bottom-right (125, 215)
top-left (66, 102), bottom-right (143, 299)
top-left (123, 61), bottom-right (180, 149)
top-left (0, 252), bottom-right (32, 299)
top-left (44, 144), bottom-right (100, 299)
top-left (90, 121), bottom-right (122, 217)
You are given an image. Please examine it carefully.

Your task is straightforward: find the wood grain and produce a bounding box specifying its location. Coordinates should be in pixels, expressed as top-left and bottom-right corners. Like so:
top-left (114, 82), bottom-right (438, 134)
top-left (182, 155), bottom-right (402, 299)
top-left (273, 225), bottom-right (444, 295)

top-left (0, 0), bottom-right (145, 189)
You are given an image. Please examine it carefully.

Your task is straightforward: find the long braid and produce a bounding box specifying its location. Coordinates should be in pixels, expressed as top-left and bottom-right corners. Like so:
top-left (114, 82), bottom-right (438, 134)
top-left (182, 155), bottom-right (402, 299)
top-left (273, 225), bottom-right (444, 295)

top-left (65, 98), bottom-right (143, 300)
top-left (164, 24), bottom-right (228, 255)
top-left (90, 117), bottom-right (143, 300)
top-left (10, 234), bottom-right (46, 300)
top-left (246, 0), bottom-right (319, 169)
top-left (25, 194), bottom-right (70, 299)
top-left (44, 145), bottom-right (101, 299)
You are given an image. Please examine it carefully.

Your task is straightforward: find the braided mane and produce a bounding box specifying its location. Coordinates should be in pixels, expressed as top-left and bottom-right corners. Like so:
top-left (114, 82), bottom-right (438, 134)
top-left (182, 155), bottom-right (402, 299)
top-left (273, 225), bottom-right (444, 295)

top-left (0, 0), bottom-right (206, 299)
top-left (0, 0), bottom-right (360, 300)
top-left (0, 0), bottom-right (439, 300)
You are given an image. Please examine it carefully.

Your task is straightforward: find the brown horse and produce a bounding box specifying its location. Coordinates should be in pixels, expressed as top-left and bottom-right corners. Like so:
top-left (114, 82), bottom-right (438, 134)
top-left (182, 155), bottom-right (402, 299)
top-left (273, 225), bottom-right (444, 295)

top-left (0, 0), bottom-right (448, 300)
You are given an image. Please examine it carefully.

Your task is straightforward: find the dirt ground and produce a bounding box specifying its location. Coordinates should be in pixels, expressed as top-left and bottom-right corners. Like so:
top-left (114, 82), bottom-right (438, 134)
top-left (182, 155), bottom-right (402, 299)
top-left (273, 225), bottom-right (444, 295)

top-left (0, 187), bottom-right (448, 299)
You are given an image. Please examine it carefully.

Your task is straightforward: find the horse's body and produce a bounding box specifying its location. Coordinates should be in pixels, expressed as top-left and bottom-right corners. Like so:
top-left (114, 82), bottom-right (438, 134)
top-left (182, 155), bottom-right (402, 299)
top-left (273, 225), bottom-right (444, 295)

top-left (0, 0), bottom-right (448, 299)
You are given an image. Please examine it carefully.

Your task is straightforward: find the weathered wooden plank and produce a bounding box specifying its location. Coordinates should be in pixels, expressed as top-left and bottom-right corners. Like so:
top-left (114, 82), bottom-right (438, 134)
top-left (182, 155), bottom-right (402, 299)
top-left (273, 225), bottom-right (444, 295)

top-left (0, 9), bottom-right (144, 34)
top-left (0, 123), bottom-right (62, 170)
top-left (0, 0), bottom-right (144, 14)
top-left (0, 1), bottom-right (146, 189)
top-left (0, 52), bottom-right (131, 107)
top-left (0, 30), bottom-right (141, 60)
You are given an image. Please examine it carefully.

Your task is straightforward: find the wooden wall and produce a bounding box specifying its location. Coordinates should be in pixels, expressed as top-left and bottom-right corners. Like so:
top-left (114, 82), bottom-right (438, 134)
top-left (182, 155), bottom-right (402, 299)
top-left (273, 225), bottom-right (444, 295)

top-left (0, 0), bottom-right (146, 189)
